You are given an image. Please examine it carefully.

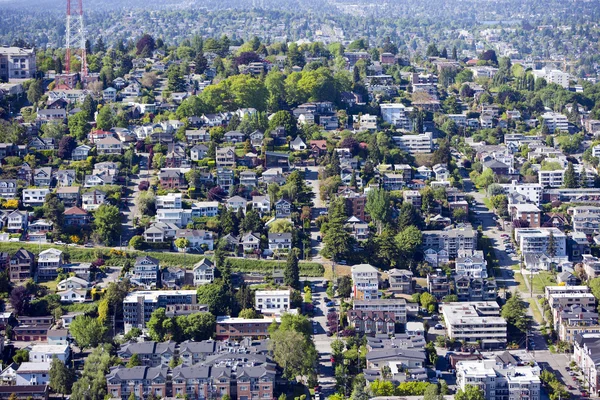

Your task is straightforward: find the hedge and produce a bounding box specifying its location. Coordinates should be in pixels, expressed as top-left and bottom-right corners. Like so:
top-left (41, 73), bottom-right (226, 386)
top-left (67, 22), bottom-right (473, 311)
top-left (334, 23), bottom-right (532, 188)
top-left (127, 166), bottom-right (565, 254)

top-left (0, 243), bottom-right (325, 276)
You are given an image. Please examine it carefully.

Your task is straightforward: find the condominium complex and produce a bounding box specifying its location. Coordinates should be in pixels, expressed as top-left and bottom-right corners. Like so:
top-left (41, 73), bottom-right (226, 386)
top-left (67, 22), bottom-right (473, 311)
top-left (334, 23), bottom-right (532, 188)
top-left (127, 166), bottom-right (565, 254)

top-left (380, 103), bottom-right (414, 130)
top-left (254, 290), bottom-right (291, 316)
top-left (351, 264), bottom-right (380, 300)
top-left (440, 302), bottom-right (507, 348)
top-left (353, 299), bottom-right (407, 323)
top-left (456, 360), bottom-right (541, 400)
top-left (422, 227), bottom-right (478, 259)
top-left (123, 290), bottom-right (198, 332)
top-left (514, 227), bottom-right (567, 257)
top-left (540, 111), bottom-right (569, 132)
top-left (392, 132), bottom-right (433, 154)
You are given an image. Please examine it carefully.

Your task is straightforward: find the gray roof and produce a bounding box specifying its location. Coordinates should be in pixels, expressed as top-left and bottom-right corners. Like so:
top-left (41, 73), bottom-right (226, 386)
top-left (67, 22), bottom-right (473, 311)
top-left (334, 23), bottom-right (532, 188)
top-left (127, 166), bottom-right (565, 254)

top-left (106, 366), bottom-right (169, 381)
top-left (179, 340), bottom-right (217, 354)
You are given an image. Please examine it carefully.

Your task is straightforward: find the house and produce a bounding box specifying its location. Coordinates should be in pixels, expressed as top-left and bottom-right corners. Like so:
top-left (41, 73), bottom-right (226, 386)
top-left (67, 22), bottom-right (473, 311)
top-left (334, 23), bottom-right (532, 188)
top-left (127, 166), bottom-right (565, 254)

top-left (103, 87), bottom-right (117, 102)
top-left (174, 229), bottom-right (215, 251)
top-left (224, 130), bottom-right (245, 143)
top-left (241, 232), bottom-right (261, 253)
top-left (56, 186), bottom-right (80, 207)
top-left (7, 210), bottom-right (27, 232)
top-left (57, 276), bottom-right (89, 291)
top-left (351, 264), bottom-right (379, 300)
top-left (193, 258), bottom-right (215, 286)
top-left (144, 222), bottom-right (178, 243)
top-left (81, 189), bottom-right (106, 211)
top-left (190, 144), bottom-right (209, 161)
top-left (290, 136), bottom-right (307, 151)
top-left (265, 151), bottom-right (290, 171)
top-left (129, 256), bottom-right (160, 289)
top-left (345, 216), bottom-right (369, 241)
top-left (15, 362), bottom-right (51, 386)
top-left (106, 366), bottom-right (169, 400)
top-left (387, 269), bottom-right (414, 294)
top-left (252, 196), bottom-right (271, 215)
top-left (33, 167), bottom-right (52, 187)
top-left (84, 173), bottom-right (114, 187)
top-left (185, 129), bottom-right (210, 144)
top-left (268, 232), bottom-right (292, 253)
top-left (57, 289), bottom-right (87, 303)
top-left (29, 137), bottom-right (55, 151)
top-left (216, 146), bottom-right (236, 168)
top-left (0, 179), bottom-right (17, 199)
top-left (366, 348), bottom-right (425, 370)
top-left (275, 198), bottom-right (292, 218)
top-left (226, 196), bottom-right (248, 214)
top-left (165, 143), bottom-right (189, 168)
top-left (95, 136), bottom-right (122, 155)
top-left (216, 168), bottom-right (234, 192)
top-left (240, 171), bottom-right (257, 188)
top-left (28, 219), bottom-right (53, 235)
top-left (159, 170), bottom-right (186, 189)
top-left (10, 248), bottom-right (35, 281)
top-left (250, 130), bottom-right (264, 147)
top-left (47, 329), bottom-right (69, 346)
top-left (63, 207), bottom-right (90, 227)
top-left (191, 202), bottom-right (220, 218)
top-left (37, 248), bottom-right (64, 281)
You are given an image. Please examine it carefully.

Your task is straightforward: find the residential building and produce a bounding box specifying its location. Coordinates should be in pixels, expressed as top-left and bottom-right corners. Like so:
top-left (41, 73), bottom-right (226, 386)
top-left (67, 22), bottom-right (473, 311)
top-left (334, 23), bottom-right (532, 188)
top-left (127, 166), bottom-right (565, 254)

top-left (57, 276), bottom-right (89, 291)
top-left (255, 289), bottom-right (291, 316)
top-left (403, 191), bottom-right (422, 208)
top-left (532, 68), bottom-right (571, 88)
top-left (422, 227), bottom-right (478, 261)
top-left (251, 196), bottom-right (271, 215)
top-left (22, 188), bottom-right (50, 207)
top-left (454, 277), bottom-right (497, 302)
top-left (10, 248), bottom-right (35, 281)
top-left (574, 334), bottom-right (600, 396)
top-left (29, 345), bottom-right (70, 363)
top-left (6, 210), bottom-right (27, 232)
top-left (174, 229), bottom-right (215, 251)
top-left (0, 179), bottom-right (17, 199)
top-left (514, 227), bottom-right (567, 258)
top-left (191, 201), bottom-right (220, 218)
top-left (499, 181), bottom-right (543, 206)
top-left (123, 290), bottom-right (198, 332)
top-left (159, 170), bottom-right (186, 190)
top-left (353, 299), bottom-right (407, 323)
top-left (275, 198), bottom-right (292, 218)
top-left (106, 366), bottom-right (169, 400)
top-left (557, 305), bottom-right (600, 343)
top-left (541, 111), bottom-right (569, 133)
top-left (14, 362), bottom-right (51, 386)
top-left (156, 193), bottom-right (182, 209)
top-left (267, 232), bottom-right (292, 253)
top-left (0, 47), bottom-right (36, 81)
top-left (455, 250), bottom-right (488, 278)
top-left (351, 264), bottom-right (379, 300)
top-left (56, 186), bottom-right (80, 207)
top-left (129, 256), bottom-right (160, 289)
top-left (193, 259), bottom-right (215, 286)
top-left (456, 360), bottom-right (541, 400)
top-left (216, 146), bottom-right (236, 168)
top-left (365, 347), bottom-right (426, 370)
top-left (95, 136), bottom-right (122, 155)
top-left (387, 269), bottom-right (414, 294)
top-left (81, 190), bottom-right (105, 211)
top-left (37, 248), bottom-right (63, 281)
top-left (393, 132), bottom-right (432, 153)
top-left (215, 316), bottom-right (279, 340)
top-left (583, 254), bottom-right (600, 279)
top-left (440, 302), bottom-right (507, 348)
top-left (427, 272), bottom-right (451, 299)
top-left (347, 310), bottom-right (396, 335)
top-left (380, 103), bottom-right (413, 130)
top-left (118, 341), bottom-right (176, 367)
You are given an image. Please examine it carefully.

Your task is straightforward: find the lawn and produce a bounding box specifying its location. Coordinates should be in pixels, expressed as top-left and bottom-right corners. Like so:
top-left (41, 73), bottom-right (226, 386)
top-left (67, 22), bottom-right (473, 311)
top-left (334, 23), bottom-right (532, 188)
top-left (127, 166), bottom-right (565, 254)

top-left (323, 263), bottom-right (351, 280)
top-left (531, 271), bottom-right (556, 294)
top-left (525, 298), bottom-right (543, 323)
top-left (513, 271), bottom-right (526, 289)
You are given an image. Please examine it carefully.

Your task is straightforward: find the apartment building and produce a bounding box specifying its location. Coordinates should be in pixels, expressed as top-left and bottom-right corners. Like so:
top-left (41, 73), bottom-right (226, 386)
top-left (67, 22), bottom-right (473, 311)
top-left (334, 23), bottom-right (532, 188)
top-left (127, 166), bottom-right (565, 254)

top-left (351, 264), bottom-right (379, 300)
top-left (514, 227), bottom-right (567, 257)
top-left (440, 302), bottom-right (507, 348)
top-left (583, 254), bottom-right (600, 279)
top-left (454, 276), bottom-right (498, 302)
top-left (557, 305), bottom-right (600, 343)
top-left (216, 146), bottom-right (236, 168)
top-left (499, 181), bottom-right (543, 206)
top-left (456, 360), bottom-right (541, 400)
top-left (193, 258), bottom-right (214, 285)
top-left (380, 103), bottom-right (414, 130)
top-left (255, 289), bottom-right (290, 316)
top-left (353, 298), bottom-right (407, 323)
top-left (191, 201), bottom-right (220, 218)
top-left (346, 310), bottom-right (396, 335)
top-left (118, 341), bottom-right (176, 367)
top-left (393, 132), bottom-right (432, 153)
top-left (215, 316), bottom-right (279, 339)
top-left (0, 47), bottom-right (36, 81)
top-left (106, 366), bottom-right (169, 400)
top-left (427, 272), bottom-right (451, 300)
top-left (123, 290), bottom-right (198, 332)
top-left (532, 68), bottom-right (571, 88)
top-left (509, 203), bottom-right (542, 228)
top-left (422, 227), bottom-right (478, 259)
top-left (9, 248), bottom-right (35, 281)
top-left (455, 250), bottom-right (488, 279)
top-left (541, 111), bottom-right (569, 132)
top-left (573, 213), bottom-right (600, 235)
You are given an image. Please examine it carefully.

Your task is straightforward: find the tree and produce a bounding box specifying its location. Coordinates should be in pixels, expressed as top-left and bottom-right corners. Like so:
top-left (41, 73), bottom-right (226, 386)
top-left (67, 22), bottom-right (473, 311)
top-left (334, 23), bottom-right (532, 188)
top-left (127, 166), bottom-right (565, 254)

top-left (337, 276), bottom-right (352, 298)
top-left (13, 349), bottom-right (29, 364)
top-left (563, 162), bottom-right (577, 188)
top-left (398, 202), bottom-right (421, 231)
top-left (43, 193), bottom-right (65, 228)
top-left (58, 135), bottom-right (76, 159)
top-left (129, 235), bottom-right (144, 250)
top-left (269, 317), bottom-right (317, 382)
top-left (423, 383), bottom-right (443, 400)
top-left (455, 385), bottom-right (485, 400)
top-left (453, 208), bottom-right (468, 222)
top-left (136, 190), bottom-right (156, 216)
top-left (9, 285), bottom-right (29, 315)
top-left (425, 341), bottom-right (438, 365)
top-left (365, 188), bottom-right (390, 234)
top-left (70, 316), bottom-right (107, 348)
top-left (285, 249), bottom-right (300, 289)
top-left (70, 344), bottom-right (114, 400)
top-left (174, 237), bottom-right (190, 252)
top-left (194, 52), bottom-right (208, 74)
top-left (93, 204), bottom-right (122, 245)
top-left (501, 292), bottom-right (532, 335)
top-left (196, 279), bottom-right (229, 315)
top-left (50, 356), bottom-right (74, 397)
top-left (136, 34), bottom-right (156, 55)
top-left (175, 312), bottom-right (216, 342)
top-left (322, 197), bottom-right (352, 261)
top-left (126, 354), bottom-right (141, 367)
top-left (96, 106), bottom-right (114, 131)
top-left (420, 293), bottom-right (436, 312)
top-left (370, 380), bottom-right (395, 396)
top-left (27, 79), bottom-right (43, 104)
top-left (238, 308), bottom-right (260, 319)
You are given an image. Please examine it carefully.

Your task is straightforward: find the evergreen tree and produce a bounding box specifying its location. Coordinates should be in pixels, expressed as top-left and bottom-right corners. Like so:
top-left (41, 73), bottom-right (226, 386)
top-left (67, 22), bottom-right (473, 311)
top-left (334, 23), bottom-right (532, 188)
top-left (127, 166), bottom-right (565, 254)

top-left (579, 167), bottom-right (588, 188)
top-left (194, 51), bottom-right (208, 75)
top-left (452, 46), bottom-right (458, 60)
top-left (547, 231), bottom-right (557, 258)
top-left (94, 36), bottom-right (106, 53)
top-left (563, 162), bottom-right (577, 188)
top-left (440, 47), bottom-right (448, 58)
top-left (322, 197), bottom-right (352, 261)
top-left (284, 248), bottom-right (300, 289)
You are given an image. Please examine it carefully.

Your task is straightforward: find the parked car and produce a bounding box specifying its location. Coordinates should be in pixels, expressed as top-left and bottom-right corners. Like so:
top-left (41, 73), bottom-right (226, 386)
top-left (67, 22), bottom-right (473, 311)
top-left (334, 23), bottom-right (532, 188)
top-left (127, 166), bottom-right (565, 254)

top-left (435, 324), bottom-right (444, 329)
top-left (326, 301), bottom-right (335, 307)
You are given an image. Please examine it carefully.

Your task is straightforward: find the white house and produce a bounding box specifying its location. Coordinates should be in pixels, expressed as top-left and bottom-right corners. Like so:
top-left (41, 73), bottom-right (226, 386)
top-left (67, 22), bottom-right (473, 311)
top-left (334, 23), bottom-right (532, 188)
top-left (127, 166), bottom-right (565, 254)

top-left (252, 195), bottom-right (271, 215)
top-left (174, 229), bottom-right (215, 251)
top-left (156, 193), bottom-right (182, 209)
top-left (57, 276), bottom-right (89, 291)
top-left (351, 264), bottom-right (379, 300)
top-left (15, 362), bottom-right (51, 386)
top-left (226, 196), bottom-right (248, 214)
top-left (268, 232), bottom-right (292, 252)
top-left (22, 188), bottom-right (50, 207)
top-left (290, 136), bottom-right (307, 151)
top-left (58, 289), bottom-right (87, 303)
top-left (193, 258), bottom-right (215, 286)
top-left (191, 202), bottom-right (219, 218)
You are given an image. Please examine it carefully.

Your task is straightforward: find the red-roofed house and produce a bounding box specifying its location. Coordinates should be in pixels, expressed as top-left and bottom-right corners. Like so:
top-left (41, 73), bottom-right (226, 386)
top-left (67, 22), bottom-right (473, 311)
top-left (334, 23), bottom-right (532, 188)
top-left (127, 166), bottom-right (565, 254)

top-left (63, 207), bottom-right (90, 227)
top-left (309, 140), bottom-right (327, 158)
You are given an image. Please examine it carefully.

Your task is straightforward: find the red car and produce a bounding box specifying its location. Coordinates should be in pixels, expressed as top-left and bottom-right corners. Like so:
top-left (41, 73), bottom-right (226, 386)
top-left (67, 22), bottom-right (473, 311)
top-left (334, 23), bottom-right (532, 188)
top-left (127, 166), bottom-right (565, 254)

top-left (581, 392), bottom-right (589, 398)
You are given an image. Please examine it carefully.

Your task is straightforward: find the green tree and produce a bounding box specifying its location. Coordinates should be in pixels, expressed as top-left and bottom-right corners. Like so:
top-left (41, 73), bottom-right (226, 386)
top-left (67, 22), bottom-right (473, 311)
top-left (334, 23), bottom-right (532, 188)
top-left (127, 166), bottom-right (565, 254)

top-left (269, 325), bottom-right (317, 381)
top-left (27, 79), bottom-right (44, 104)
top-left (370, 380), bottom-right (395, 396)
top-left (70, 344), bottom-right (115, 400)
top-left (455, 385), bottom-right (485, 400)
top-left (501, 292), bottom-right (532, 335)
top-left (563, 162), bottom-right (577, 188)
top-left (174, 237), bottom-right (191, 252)
top-left (337, 276), bottom-right (352, 298)
top-left (547, 231), bottom-right (557, 258)
top-left (365, 188), bottom-right (390, 234)
top-left (322, 197), bottom-right (352, 261)
top-left (93, 204), bottom-right (122, 245)
top-left (126, 354), bottom-right (141, 367)
top-left (49, 356), bottom-right (74, 397)
top-left (420, 293), bottom-right (436, 312)
top-left (69, 316), bottom-right (107, 349)
top-left (96, 106), bottom-right (114, 130)
top-left (285, 248), bottom-right (300, 289)
top-left (146, 308), bottom-right (171, 341)
top-left (196, 279), bottom-right (229, 315)
top-left (175, 312), bottom-right (216, 342)
top-left (129, 235), bottom-right (144, 250)
top-left (13, 349), bottom-right (29, 364)
top-left (239, 308), bottom-right (260, 319)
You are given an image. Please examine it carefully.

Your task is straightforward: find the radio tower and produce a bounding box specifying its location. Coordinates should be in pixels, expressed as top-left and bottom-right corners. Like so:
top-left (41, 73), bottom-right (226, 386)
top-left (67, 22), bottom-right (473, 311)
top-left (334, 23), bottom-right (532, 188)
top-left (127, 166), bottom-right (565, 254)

top-left (65, 0), bottom-right (87, 78)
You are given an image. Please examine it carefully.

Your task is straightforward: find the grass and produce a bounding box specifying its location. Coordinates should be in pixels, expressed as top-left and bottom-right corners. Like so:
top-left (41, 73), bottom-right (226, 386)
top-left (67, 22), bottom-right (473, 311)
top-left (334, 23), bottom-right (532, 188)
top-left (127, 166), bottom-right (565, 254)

top-left (323, 263), bottom-right (351, 280)
top-left (513, 272), bottom-right (527, 289)
top-left (40, 280), bottom-right (58, 292)
top-left (525, 298), bottom-right (544, 323)
top-left (531, 271), bottom-right (556, 294)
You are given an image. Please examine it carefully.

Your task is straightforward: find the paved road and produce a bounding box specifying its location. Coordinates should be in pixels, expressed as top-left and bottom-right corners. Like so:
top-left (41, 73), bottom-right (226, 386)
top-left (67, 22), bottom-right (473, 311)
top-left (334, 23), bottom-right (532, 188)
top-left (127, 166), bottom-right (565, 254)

top-left (304, 167), bottom-right (327, 257)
